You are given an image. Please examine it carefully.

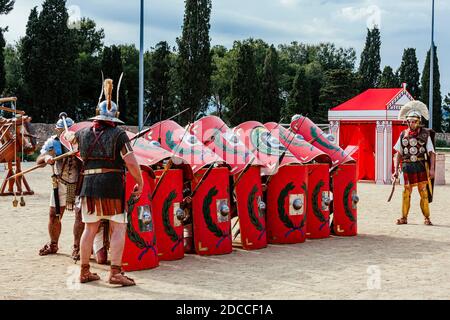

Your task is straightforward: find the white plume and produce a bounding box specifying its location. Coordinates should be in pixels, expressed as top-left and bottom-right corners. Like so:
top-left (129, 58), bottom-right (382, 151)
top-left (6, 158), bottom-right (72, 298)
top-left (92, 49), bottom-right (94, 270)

top-left (398, 100), bottom-right (429, 121)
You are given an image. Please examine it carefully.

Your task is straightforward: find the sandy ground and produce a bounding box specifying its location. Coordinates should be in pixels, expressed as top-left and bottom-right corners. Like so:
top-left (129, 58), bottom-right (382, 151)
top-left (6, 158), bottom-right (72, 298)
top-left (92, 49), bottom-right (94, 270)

top-left (1, 156), bottom-right (450, 300)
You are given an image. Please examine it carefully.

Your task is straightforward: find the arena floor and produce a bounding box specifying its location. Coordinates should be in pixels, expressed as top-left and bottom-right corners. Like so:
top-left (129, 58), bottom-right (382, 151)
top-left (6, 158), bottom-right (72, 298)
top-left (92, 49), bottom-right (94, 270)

top-left (1, 155), bottom-right (450, 300)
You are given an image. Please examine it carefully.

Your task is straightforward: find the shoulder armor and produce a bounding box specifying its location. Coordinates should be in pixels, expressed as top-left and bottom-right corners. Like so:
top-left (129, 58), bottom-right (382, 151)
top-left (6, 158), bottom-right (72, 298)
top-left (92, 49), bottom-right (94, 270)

top-left (418, 128), bottom-right (430, 142)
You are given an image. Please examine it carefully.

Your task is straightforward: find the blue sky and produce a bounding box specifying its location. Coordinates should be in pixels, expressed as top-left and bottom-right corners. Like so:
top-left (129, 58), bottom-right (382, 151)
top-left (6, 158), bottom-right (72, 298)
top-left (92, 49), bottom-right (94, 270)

top-left (2, 0), bottom-right (449, 99)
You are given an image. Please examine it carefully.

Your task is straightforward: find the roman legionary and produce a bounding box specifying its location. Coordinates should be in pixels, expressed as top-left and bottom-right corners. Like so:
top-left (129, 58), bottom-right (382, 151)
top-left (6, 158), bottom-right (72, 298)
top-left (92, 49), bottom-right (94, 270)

top-left (392, 101), bottom-right (436, 226)
top-left (37, 116), bottom-right (84, 261)
top-left (65, 77), bottom-right (143, 286)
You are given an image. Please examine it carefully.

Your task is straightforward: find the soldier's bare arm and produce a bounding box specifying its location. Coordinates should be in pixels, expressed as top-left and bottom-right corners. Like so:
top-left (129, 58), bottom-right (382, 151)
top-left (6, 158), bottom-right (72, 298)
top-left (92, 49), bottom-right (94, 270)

top-left (121, 142), bottom-right (144, 198)
top-left (429, 152), bottom-right (435, 179)
top-left (36, 149), bottom-right (55, 166)
top-left (392, 152), bottom-right (401, 180)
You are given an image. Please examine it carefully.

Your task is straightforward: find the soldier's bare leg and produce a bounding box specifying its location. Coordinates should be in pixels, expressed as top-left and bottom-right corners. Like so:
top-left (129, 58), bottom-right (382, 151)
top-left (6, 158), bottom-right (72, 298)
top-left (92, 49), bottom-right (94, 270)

top-left (72, 206), bottom-right (84, 261)
top-left (79, 221), bottom-right (101, 283)
top-left (93, 223), bottom-right (108, 265)
top-left (39, 206), bottom-right (66, 255)
top-left (108, 221), bottom-right (135, 286)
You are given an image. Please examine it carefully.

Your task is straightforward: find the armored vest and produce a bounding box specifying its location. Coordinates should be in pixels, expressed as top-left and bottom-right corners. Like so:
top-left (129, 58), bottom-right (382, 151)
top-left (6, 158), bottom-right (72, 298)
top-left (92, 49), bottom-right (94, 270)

top-left (56, 143), bottom-right (80, 184)
top-left (400, 128), bottom-right (430, 163)
top-left (76, 126), bottom-right (129, 199)
top-left (77, 126), bottom-right (127, 170)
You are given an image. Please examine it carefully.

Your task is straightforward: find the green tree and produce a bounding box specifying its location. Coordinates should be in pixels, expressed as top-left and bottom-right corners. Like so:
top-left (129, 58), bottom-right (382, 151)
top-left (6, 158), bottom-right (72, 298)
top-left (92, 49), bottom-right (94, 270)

top-left (3, 44), bottom-right (24, 97)
top-left (277, 42), bottom-right (355, 118)
top-left (75, 18), bottom-right (104, 121)
top-left (20, 7), bottom-right (39, 110)
top-left (358, 27), bottom-right (381, 90)
top-left (242, 38), bottom-right (269, 79)
top-left (120, 44), bottom-right (139, 125)
top-left (421, 45), bottom-right (442, 132)
top-left (278, 42), bottom-right (310, 66)
top-left (21, 0), bottom-right (79, 123)
top-left (443, 94), bottom-right (450, 132)
top-left (0, 0), bottom-right (14, 15)
top-left (314, 43), bottom-right (356, 71)
top-left (75, 18), bottom-right (104, 56)
top-left (229, 42), bottom-right (259, 125)
top-left (319, 69), bottom-right (357, 122)
top-left (0, 30), bottom-right (5, 95)
top-left (176, 0), bottom-right (212, 123)
top-left (146, 41), bottom-right (175, 124)
top-left (282, 66), bottom-right (312, 122)
top-left (260, 45), bottom-right (281, 123)
top-left (379, 66), bottom-right (400, 88)
top-left (210, 45), bottom-right (232, 119)
top-left (398, 48), bottom-right (421, 99)
top-left (76, 53), bottom-right (101, 121)
top-left (0, 0), bottom-right (15, 95)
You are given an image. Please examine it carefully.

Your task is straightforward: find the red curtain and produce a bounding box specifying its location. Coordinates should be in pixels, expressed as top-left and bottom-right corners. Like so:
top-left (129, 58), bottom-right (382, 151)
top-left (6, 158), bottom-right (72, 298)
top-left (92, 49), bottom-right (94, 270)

top-left (392, 122), bottom-right (407, 173)
top-left (339, 122), bottom-right (376, 181)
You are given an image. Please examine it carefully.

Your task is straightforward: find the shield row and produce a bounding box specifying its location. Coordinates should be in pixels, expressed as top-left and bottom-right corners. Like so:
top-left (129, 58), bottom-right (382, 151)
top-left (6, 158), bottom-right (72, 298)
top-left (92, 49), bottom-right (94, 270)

top-left (62, 115), bottom-right (359, 272)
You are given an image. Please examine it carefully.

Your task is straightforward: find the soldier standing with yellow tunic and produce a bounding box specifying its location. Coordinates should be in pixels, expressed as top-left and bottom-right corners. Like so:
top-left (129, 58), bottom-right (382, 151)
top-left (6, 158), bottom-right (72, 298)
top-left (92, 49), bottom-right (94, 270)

top-left (392, 101), bottom-right (436, 226)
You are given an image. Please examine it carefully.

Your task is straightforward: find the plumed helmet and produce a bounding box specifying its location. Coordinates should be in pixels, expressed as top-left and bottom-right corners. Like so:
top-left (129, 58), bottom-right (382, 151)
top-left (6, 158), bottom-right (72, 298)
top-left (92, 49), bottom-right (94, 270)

top-left (90, 73), bottom-right (125, 124)
top-left (90, 100), bottom-right (123, 123)
top-left (398, 100), bottom-right (429, 121)
top-left (55, 117), bottom-right (74, 129)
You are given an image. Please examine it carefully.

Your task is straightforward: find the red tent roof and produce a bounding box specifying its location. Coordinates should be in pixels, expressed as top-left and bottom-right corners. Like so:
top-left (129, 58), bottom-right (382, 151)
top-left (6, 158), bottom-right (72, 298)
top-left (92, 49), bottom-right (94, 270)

top-left (331, 88), bottom-right (404, 111)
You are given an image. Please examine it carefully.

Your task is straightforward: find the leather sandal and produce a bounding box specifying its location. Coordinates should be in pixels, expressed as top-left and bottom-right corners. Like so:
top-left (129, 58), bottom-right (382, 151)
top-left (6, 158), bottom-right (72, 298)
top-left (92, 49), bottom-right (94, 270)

top-left (396, 217), bottom-right (407, 225)
top-left (72, 245), bottom-right (80, 262)
top-left (39, 242), bottom-right (58, 256)
top-left (424, 218), bottom-right (433, 226)
top-left (109, 265), bottom-right (136, 286)
top-left (80, 264), bottom-right (101, 283)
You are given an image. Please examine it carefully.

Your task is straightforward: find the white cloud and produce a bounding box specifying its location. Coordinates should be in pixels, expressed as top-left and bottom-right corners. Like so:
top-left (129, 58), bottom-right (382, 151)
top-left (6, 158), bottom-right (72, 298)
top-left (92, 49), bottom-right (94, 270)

top-left (339, 5), bottom-right (382, 29)
top-left (279, 0), bottom-right (300, 8)
top-left (0, 0), bottom-right (449, 96)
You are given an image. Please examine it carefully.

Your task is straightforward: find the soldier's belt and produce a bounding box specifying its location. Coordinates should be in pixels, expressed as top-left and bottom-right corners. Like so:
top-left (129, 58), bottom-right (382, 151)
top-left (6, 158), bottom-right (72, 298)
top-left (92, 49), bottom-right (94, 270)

top-left (82, 168), bottom-right (124, 175)
top-left (403, 157), bottom-right (425, 163)
top-left (57, 177), bottom-right (77, 186)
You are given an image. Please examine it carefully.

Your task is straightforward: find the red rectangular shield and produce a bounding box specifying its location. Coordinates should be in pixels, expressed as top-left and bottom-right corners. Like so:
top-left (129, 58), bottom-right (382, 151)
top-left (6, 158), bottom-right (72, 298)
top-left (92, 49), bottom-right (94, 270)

top-left (266, 165), bottom-right (308, 244)
top-left (305, 163), bottom-right (331, 239)
top-left (122, 170), bottom-right (159, 271)
top-left (152, 169), bottom-right (185, 261)
top-left (331, 163), bottom-right (358, 236)
top-left (233, 166), bottom-right (267, 250)
top-left (191, 167), bottom-right (232, 255)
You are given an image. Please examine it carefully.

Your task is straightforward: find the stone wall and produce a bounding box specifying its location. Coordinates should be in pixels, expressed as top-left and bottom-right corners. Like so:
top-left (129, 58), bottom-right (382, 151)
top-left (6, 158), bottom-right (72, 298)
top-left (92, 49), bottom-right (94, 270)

top-left (436, 133), bottom-right (450, 145)
top-left (30, 123), bottom-right (140, 151)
